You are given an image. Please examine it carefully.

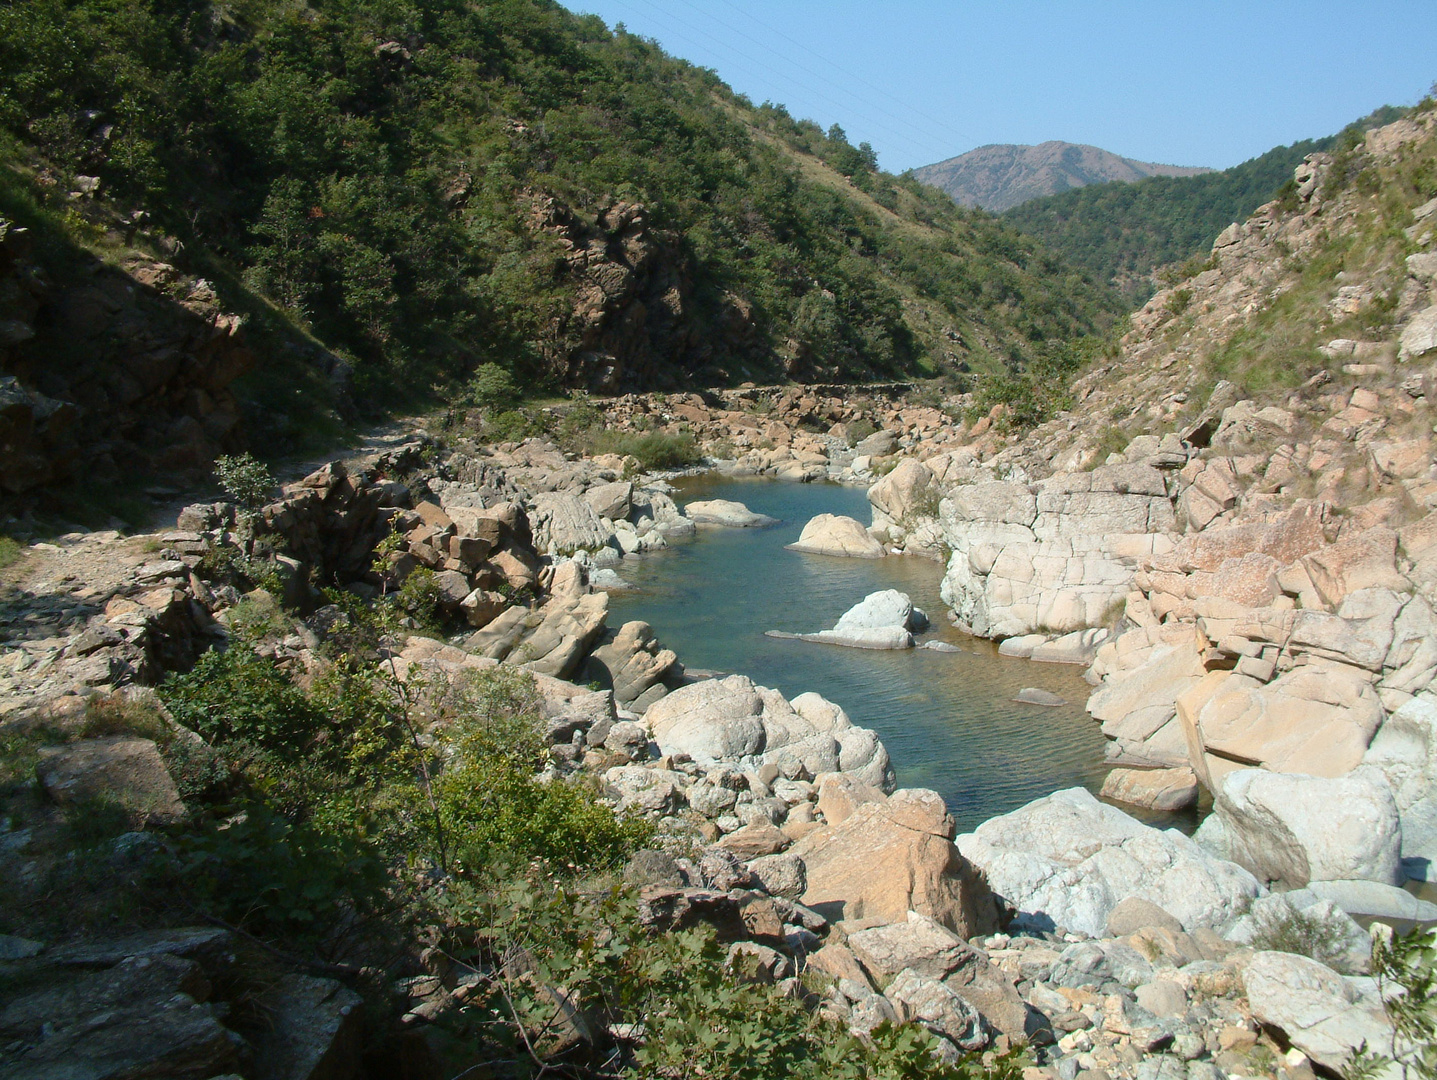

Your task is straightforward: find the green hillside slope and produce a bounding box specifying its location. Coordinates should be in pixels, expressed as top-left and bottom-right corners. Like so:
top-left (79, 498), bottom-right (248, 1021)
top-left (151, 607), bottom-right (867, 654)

top-left (0, 0), bottom-right (1120, 409)
top-left (1001, 108), bottom-right (1406, 302)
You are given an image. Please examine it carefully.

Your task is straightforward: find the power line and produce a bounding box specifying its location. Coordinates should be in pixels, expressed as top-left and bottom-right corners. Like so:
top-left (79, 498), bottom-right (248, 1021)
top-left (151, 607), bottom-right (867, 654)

top-left (618, 0), bottom-right (943, 160)
top-left (670, 0), bottom-right (975, 156)
top-left (707, 0), bottom-right (979, 152)
top-left (613, 0), bottom-right (963, 167)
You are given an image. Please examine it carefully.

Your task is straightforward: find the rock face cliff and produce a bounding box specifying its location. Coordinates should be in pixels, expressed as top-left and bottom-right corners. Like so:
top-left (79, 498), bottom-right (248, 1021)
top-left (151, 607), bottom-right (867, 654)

top-left (868, 108), bottom-right (1437, 891)
top-left (913, 141), bottom-right (1211, 212)
top-left (0, 219), bottom-right (253, 497)
top-left (523, 194), bottom-right (764, 393)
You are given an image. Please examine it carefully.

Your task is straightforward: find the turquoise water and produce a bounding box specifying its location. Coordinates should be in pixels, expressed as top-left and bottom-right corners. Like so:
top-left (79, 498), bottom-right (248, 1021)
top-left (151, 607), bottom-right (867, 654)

top-left (608, 475), bottom-right (1184, 834)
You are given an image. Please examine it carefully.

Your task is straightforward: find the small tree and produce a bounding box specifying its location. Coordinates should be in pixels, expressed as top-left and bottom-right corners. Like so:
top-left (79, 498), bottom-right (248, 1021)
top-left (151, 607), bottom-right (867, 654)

top-left (466, 363), bottom-right (520, 411)
top-left (213, 452), bottom-right (276, 513)
top-left (1347, 926), bottom-right (1437, 1080)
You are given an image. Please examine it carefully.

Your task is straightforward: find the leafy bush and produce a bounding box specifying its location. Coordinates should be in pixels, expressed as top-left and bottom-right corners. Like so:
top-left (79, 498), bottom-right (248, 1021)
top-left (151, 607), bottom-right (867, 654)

top-left (586, 429), bottom-right (703, 472)
top-left (466, 363), bottom-right (522, 411)
top-left (434, 874), bottom-right (1028, 1080)
top-left (432, 668), bottom-right (651, 875)
top-left (485, 409), bottom-right (545, 444)
top-left (169, 806), bottom-right (391, 946)
top-left (1347, 927), bottom-right (1436, 1080)
top-left (161, 646), bottom-right (317, 752)
top-left (213, 453), bottom-right (276, 512)
top-left (0, 535), bottom-right (21, 569)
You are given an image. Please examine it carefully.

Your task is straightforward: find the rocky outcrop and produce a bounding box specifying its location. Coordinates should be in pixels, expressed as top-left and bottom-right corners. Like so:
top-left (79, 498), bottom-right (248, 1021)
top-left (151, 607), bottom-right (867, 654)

top-left (521, 194), bottom-right (767, 393)
top-left (35, 736), bottom-right (188, 825)
top-left (0, 218), bottom-right (253, 497)
top-left (939, 467), bottom-right (1177, 639)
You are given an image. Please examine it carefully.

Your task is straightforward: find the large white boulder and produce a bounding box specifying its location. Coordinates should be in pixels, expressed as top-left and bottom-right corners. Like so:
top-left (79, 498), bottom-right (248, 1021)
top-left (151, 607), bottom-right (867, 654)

top-left (1210, 767), bottom-right (1403, 888)
top-left (641, 675), bottom-right (892, 786)
top-left (786, 514), bottom-right (885, 558)
top-left (1364, 693), bottom-right (1437, 880)
top-left (834, 590), bottom-right (925, 634)
top-left (1243, 951), bottom-right (1396, 1073)
top-left (684, 499), bottom-right (777, 528)
top-left (644, 675), bottom-right (767, 764)
top-left (771, 589), bottom-right (924, 650)
top-left (956, 788), bottom-right (1261, 937)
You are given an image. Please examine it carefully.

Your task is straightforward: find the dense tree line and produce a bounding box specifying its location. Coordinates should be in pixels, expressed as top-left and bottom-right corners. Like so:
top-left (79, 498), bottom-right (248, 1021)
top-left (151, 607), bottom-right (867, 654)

top-left (0, 0), bottom-right (1120, 403)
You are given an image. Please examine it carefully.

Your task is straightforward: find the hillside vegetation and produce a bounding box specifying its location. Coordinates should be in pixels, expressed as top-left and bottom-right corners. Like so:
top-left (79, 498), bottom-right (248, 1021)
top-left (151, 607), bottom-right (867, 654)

top-left (1002, 108), bottom-right (1406, 302)
top-left (0, 0), bottom-right (1119, 416)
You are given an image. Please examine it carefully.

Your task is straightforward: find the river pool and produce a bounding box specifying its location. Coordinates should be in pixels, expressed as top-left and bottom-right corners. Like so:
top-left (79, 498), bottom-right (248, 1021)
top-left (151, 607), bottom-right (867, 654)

top-left (608, 474), bottom-right (1200, 834)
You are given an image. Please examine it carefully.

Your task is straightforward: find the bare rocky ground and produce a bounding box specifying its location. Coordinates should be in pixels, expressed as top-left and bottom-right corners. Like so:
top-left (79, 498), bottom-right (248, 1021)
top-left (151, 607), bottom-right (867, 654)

top-left (3, 113), bottom-right (1437, 1079)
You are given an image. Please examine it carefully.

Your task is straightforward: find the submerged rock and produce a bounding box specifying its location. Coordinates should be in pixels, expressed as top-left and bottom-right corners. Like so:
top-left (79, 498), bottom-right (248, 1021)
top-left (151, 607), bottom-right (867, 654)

top-left (1014, 687), bottom-right (1066, 707)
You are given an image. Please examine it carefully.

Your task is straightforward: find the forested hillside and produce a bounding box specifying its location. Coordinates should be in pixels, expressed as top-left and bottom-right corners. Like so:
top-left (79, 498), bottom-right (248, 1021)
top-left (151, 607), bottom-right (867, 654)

top-left (1002, 107), bottom-right (1406, 302)
top-left (0, 0), bottom-right (1119, 416)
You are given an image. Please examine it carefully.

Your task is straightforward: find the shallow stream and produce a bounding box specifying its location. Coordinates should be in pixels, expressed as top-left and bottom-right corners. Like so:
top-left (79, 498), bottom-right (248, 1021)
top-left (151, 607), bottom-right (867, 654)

top-left (609, 475), bottom-right (1200, 835)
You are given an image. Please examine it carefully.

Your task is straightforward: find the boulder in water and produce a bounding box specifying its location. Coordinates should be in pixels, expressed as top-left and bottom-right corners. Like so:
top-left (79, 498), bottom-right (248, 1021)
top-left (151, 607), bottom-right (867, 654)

top-left (685, 499), bottom-right (777, 527)
top-left (786, 513), bottom-right (885, 558)
top-left (769, 589), bottom-right (926, 650)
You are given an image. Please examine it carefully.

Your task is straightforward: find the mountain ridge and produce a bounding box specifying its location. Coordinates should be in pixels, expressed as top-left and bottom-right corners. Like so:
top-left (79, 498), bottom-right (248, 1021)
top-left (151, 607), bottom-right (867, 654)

top-left (912, 140), bottom-right (1212, 212)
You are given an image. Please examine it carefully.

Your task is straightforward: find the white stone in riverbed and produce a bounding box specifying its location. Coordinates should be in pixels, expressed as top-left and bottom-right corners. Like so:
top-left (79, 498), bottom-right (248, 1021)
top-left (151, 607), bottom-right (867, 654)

top-left (768, 589), bottom-right (926, 650)
top-left (786, 514), bottom-right (885, 558)
top-left (684, 499), bottom-right (777, 528)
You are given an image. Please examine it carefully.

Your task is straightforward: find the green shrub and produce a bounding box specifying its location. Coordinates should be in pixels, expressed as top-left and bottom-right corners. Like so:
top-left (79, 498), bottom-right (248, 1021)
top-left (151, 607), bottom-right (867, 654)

top-left (485, 409), bottom-right (544, 444)
top-left (465, 363), bottom-right (521, 411)
top-left (168, 806), bottom-right (390, 945)
top-left (587, 429), bottom-right (703, 471)
top-left (432, 668), bottom-right (651, 875)
top-left (435, 874), bottom-right (1027, 1080)
top-left (160, 646), bottom-right (317, 752)
top-left (213, 453), bottom-right (276, 512)
top-left (393, 567), bottom-right (444, 631)
top-left (1347, 927), bottom-right (1436, 1080)
top-left (0, 535), bottom-right (21, 569)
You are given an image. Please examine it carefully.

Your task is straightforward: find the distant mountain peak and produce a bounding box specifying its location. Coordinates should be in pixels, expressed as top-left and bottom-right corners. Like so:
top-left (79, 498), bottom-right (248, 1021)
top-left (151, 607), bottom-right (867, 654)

top-left (912, 141), bottom-right (1212, 212)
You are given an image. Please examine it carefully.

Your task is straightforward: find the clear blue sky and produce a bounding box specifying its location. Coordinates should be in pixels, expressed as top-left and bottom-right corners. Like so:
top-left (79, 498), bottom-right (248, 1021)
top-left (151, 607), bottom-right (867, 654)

top-left (559, 0), bottom-right (1437, 173)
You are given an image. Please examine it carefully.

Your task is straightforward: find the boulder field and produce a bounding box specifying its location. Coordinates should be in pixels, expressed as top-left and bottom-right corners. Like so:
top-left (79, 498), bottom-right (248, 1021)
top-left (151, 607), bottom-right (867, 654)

top-left (5, 428), bottom-right (1434, 1078)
